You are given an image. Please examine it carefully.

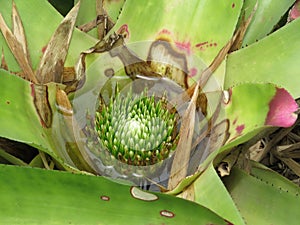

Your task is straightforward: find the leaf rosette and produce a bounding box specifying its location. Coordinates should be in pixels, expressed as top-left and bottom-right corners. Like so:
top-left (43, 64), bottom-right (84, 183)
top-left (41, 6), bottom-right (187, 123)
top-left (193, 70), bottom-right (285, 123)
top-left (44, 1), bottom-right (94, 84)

top-left (68, 41), bottom-right (222, 186)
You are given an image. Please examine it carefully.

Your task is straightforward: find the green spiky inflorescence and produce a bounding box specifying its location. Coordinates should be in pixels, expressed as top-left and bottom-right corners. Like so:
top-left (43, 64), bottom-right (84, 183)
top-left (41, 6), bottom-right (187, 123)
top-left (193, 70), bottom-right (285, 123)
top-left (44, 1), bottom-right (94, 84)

top-left (94, 88), bottom-right (178, 166)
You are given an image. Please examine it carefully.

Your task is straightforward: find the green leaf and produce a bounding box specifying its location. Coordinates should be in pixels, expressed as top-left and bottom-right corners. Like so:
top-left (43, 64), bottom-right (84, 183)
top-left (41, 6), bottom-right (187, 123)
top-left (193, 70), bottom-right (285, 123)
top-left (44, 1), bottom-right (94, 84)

top-left (223, 164), bottom-right (300, 224)
top-left (240, 0), bottom-right (295, 46)
top-left (225, 83), bottom-right (297, 141)
top-left (103, 0), bottom-right (126, 23)
top-left (0, 70), bottom-right (76, 170)
top-left (75, 0), bottom-right (99, 38)
top-left (0, 70), bottom-right (49, 148)
top-left (193, 163), bottom-right (246, 225)
top-left (225, 18), bottom-right (300, 98)
top-left (110, 0), bottom-right (243, 87)
top-left (0, 164), bottom-right (229, 225)
top-left (114, 0), bottom-right (242, 62)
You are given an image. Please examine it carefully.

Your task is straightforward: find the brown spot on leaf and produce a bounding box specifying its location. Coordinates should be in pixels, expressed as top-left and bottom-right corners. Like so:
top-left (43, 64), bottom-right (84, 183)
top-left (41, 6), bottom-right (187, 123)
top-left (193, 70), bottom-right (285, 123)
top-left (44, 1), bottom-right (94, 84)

top-left (104, 68), bottom-right (114, 77)
top-left (232, 118), bottom-right (237, 125)
top-left (195, 41), bottom-right (208, 48)
top-left (100, 195), bottom-right (110, 201)
top-left (160, 210), bottom-right (175, 218)
top-left (195, 41), bottom-right (217, 51)
top-left (41, 45), bottom-right (47, 54)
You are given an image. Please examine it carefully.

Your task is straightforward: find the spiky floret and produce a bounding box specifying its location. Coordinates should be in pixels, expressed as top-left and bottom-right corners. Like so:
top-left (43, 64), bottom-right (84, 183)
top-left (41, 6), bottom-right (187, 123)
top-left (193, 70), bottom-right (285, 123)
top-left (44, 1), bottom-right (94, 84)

top-left (94, 88), bottom-right (178, 166)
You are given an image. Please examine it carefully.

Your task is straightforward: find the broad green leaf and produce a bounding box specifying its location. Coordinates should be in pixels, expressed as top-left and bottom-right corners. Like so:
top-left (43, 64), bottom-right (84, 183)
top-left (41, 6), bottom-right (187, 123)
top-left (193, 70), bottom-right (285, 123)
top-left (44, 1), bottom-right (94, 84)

top-left (0, 70), bottom-right (50, 149)
top-left (225, 83), bottom-right (297, 140)
top-left (223, 165), bottom-right (300, 224)
top-left (109, 0), bottom-right (243, 87)
top-left (240, 0), bottom-right (295, 46)
top-left (251, 161), bottom-right (300, 195)
top-left (215, 83), bottom-right (297, 166)
top-left (192, 163), bottom-right (246, 225)
top-left (114, 0), bottom-right (242, 63)
top-left (0, 164), bottom-right (229, 225)
top-left (103, 0), bottom-right (126, 23)
top-left (0, 70), bottom-right (76, 170)
top-left (225, 18), bottom-right (300, 98)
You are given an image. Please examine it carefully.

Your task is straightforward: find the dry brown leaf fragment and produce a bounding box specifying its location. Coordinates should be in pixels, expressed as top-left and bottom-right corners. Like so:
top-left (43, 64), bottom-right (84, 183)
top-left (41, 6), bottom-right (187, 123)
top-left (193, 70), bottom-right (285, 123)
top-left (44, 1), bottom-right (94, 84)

top-left (177, 183), bottom-right (195, 201)
top-left (12, 1), bottom-right (31, 67)
top-left (217, 148), bottom-right (240, 177)
top-left (96, 0), bottom-right (105, 39)
top-left (77, 15), bottom-right (113, 34)
top-left (168, 83), bottom-right (199, 190)
top-left (0, 13), bottom-right (36, 82)
top-left (278, 157), bottom-right (300, 177)
top-left (31, 84), bottom-right (52, 128)
top-left (35, 2), bottom-right (80, 84)
top-left (230, 2), bottom-right (258, 52)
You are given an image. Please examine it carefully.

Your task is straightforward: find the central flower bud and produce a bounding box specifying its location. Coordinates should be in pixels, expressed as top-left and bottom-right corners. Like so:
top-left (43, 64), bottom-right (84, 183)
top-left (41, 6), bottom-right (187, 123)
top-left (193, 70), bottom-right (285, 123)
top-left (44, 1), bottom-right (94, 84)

top-left (94, 89), bottom-right (178, 166)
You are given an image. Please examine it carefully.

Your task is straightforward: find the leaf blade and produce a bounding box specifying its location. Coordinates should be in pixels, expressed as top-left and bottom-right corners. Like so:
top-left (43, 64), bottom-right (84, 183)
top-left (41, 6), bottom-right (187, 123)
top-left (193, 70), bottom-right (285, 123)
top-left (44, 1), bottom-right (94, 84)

top-left (0, 164), bottom-right (229, 225)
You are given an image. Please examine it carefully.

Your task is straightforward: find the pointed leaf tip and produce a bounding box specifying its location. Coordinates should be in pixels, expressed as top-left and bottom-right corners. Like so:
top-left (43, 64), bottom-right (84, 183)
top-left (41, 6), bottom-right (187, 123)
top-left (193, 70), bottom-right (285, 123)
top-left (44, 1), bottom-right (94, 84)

top-left (265, 88), bottom-right (298, 128)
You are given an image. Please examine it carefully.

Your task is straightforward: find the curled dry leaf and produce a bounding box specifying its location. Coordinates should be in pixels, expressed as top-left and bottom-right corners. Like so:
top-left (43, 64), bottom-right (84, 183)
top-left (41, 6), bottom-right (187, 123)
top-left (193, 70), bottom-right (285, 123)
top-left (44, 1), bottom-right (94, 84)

top-left (217, 148), bottom-right (240, 177)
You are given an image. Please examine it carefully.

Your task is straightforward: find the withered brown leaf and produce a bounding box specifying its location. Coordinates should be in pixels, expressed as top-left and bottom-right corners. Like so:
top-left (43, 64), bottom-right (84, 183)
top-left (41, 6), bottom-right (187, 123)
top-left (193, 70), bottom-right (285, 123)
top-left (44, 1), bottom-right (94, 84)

top-left (12, 1), bottom-right (31, 67)
top-left (0, 12), bottom-right (36, 82)
top-left (35, 2), bottom-right (80, 84)
top-left (31, 83), bottom-right (52, 128)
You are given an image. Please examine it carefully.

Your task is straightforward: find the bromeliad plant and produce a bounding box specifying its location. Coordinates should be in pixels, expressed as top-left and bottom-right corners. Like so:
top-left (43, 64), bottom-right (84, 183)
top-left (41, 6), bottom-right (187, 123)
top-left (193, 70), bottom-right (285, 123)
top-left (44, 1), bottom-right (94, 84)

top-left (1, 0), bottom-right (300, 224)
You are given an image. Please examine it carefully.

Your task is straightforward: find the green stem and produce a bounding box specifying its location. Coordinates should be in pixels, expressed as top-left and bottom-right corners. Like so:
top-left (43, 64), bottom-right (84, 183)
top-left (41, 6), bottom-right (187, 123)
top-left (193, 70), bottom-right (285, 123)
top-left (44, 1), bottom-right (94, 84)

top-left (0, 148), bottom-right (28, 166)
